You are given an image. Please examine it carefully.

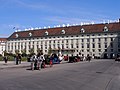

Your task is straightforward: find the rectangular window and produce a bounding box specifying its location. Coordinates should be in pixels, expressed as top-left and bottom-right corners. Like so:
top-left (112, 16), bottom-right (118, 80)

top-left (105, 38), bottom-right (107, 42)
top-left (76, 39), bottom-right (79, 44)
top-left (92, 44), bottom-right (95, 48)
top-left (110, 43), bottom-right (113, 48)
top-left (87, 39), bottom-right (89, 42)
top-left (62, 44), bottom-right (64, 49)
top-left (76, 45), bottom-right (79, 48)
top-left (98, 43), bottom-right (101, 48)
top-left (92, 38), bottom-right (95, 42)
top-left (111, 38), bottom-right (113, 41)
top-left (82, 39), bottom-right (84, 42)
top-left (105, 49), bottom-right (107, 52)
top-left (71, 44), bottom-right (73, 48)
top-left (66, 40), bottom-right (68, 43)
top-left (87, 49), bottom-right (89, 52)
top-left (81, 44), bottom-right (84, 48)
top-left (37, 45), bottom-right (39, 49)
top-left (81, 35), bottom-right (84, 37)
top-left (105, 43), bottom-right (107, 48)
top-left (87, 43), bottom-right (89, 48)
top-left (82, 50), bottom-right (84, 52)
top-left (98, 38), bottom-right (101, 42)
top-left (98, 49), bottom-right (101, 52)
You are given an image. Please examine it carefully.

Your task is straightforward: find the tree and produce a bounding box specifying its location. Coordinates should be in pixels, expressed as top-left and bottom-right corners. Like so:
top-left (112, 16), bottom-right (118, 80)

top-left (15, 49), bottom-right (19, 54)
top-left (3, 50), bottom-right (7, 56)
top-left (48, 47), bottom-right (52, 55)
top-left (29, 48), bottom-right (34, 55)
top-left (37, 48), bottom-right (42, 54)
top-left (21, 49), bottom-right (27, 56)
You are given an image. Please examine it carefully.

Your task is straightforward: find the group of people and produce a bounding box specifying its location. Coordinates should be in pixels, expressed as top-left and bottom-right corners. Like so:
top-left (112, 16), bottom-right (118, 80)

top-left (30, 53), bottom-right (45, 71)
top-left (2, 52), bottom-right (92, 71)
top-left (14, 54), bottom-right (22, 65)
top-left (68, 54), bottom-right (92, 63)
top-left (29, 52), bottom-right (65, 71)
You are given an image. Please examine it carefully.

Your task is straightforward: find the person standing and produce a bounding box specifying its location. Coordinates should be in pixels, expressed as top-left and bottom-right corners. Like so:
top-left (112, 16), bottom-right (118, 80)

top-left (15, 54), bottom-right (19, 65)
top-left (37, 53), bottom-right (44, 70)
top-left (49, 54), bottom-right (54, 67)
top-left (30, 54), bottom-right (37, 71)
top-left (3, 56), bottom-right (8, 64)
top-left (18, 54), bottom-right (22, 64)
top-left (40, 53), bottom-right (45, 68)
top-left (87, 54), bottom-right (91, 62)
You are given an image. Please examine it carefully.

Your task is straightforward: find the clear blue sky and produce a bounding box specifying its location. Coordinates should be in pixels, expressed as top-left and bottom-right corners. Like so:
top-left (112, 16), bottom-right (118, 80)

top-left (0, 0), bottom-right (120, 37)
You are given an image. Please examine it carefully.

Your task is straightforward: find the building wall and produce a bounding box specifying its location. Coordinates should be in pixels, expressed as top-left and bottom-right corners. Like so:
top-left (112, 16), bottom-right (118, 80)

top-left (0, 40), bottom-right (6, 56)
top-left (6, 32), bottom-right (118, 58)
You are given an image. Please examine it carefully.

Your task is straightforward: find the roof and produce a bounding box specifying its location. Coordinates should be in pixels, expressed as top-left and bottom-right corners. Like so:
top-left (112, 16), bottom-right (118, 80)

top-left (8, 22), bottom-right (120, 39)
top-left (0, 38), bottom-right (7, 41)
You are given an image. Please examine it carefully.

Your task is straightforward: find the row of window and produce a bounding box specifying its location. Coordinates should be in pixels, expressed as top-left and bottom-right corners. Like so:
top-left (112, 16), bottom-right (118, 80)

top-left (9, 37), bottom-right (114, 45)
top-left (8, 42), bottom-right (115, 51)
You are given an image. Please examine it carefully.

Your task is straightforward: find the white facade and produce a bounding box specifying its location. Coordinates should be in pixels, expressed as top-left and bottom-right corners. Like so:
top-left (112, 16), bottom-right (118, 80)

top-left (6, 22), bottom-right (120, 58)
top-left (6, 32), bottom-right (119, 58)
top-left (0, 39), bottom-right (7, 56)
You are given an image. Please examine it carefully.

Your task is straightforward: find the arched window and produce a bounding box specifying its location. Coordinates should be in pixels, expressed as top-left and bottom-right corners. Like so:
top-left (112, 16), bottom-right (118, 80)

top-left (45, 31), bottom-right (48, 35)
top-left (81, 28), bottom-right (85, 33)
top-left (104, 26), bottom-right (108, 32)
top-left (15, 34), bottom-right (19, 38)
top-left (29, 32), bottom-right (32, 37)
top-left (61, 30), bottom-right (65, 34)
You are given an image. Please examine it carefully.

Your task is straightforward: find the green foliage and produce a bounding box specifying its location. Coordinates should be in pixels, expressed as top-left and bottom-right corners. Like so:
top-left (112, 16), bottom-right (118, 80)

top-left (0, 56), bottom-right (3, 61)
top-left (48, 47), bottom-right (52, 55)
top-left (0, 56), bottom-right (28, 61)
top-left (7, 56), bottom-right (14, 61)
top-left (37, 48), bottom-right (42, 54)
top-left (21, 57), bottom-right (27, 61)
top-left (15, 49), bottom-right (20, 54)
top-left (29, 48), bottom-right (34, 55)
top-left (21, 49), bottom-right (26, 56)
top-left (3, 50), bottom-right (7, 56)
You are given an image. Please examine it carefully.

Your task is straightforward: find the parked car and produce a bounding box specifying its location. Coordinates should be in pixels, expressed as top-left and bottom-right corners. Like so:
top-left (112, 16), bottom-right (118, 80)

top-left (115, 57), bottom-right (120, 61)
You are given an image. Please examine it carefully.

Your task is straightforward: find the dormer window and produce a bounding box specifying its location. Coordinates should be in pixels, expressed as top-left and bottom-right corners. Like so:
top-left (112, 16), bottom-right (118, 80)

top-left (15, 34), bottom-right (19, 38)
top-left (29, 32), bottom-right (32, 37)
top-left (61, 29), bottom-right (65, 34)
top-left (104, 26), bottom-right (108, 32)
top-left (81, 28), bottom-right (85, 33)
top-left (45, 31), bottom-right (48, 35)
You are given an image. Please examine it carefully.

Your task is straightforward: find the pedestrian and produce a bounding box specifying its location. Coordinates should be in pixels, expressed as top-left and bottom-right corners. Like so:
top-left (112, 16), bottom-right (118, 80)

top-left (87, 54), bottom-right (91, 62)
top-left (37, 53), bottom-right (45, 70)
top-left (83, 56), bottom-right (86, 61)
top-left (15, 54), bottom-right (19, 65)
top-left (40, 53), bottom-right (45, 68)
top-left (3, 56), bottom-right (8, 64)
top-left (58, 54), bottom-right (63, 63)
top-left (18, 54), bottom-right (22, 64)
top-left (30, 54), bottom-right (37, 71)
top-left (49, 54), bottom-right (54, 67)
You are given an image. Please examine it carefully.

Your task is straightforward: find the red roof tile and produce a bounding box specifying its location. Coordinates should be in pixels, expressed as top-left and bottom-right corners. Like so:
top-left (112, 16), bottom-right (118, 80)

top-left (8, 22), bottom-right (120, 39)
top-left (0, 38), bottom-right (7, 41)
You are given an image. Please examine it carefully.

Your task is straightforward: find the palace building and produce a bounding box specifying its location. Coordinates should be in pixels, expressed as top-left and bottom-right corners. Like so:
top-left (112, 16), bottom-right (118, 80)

top-left (0, 38), bottom-right (7, 56)
top-left (6, 21), bottom-right (120, 58)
